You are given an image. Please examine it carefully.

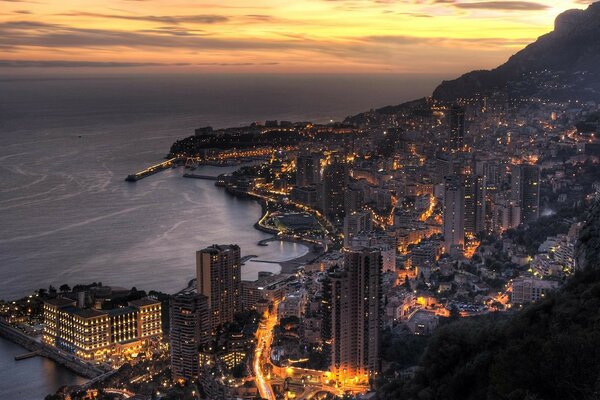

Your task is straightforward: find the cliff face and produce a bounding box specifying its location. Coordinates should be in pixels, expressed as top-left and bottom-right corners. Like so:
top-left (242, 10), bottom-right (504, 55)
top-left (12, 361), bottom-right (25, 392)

top-left (433, 2), bottom-right (600, 101)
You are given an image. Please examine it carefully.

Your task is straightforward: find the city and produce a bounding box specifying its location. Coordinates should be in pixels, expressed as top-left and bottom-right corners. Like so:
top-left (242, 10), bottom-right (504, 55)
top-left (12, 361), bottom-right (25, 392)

top-left (2, 1), bottom-right (600, 400)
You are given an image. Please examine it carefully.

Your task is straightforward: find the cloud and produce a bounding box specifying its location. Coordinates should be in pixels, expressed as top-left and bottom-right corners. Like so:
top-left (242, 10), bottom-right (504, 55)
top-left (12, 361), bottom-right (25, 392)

top-left (452, 1), bottom-right (549, 10)
top-left (57, 11), bottom-right (229, 24)
top-left (0, 60), bottom-right (191, 67)
top-left (0, 20), bottom-right (289, 51)
top-left (0, 59), bottom-right (281, 68)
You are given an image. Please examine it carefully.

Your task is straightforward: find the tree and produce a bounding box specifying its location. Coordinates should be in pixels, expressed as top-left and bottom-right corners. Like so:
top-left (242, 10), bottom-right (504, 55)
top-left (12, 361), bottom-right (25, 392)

top-left (59, 284), bottom-right (70, 293)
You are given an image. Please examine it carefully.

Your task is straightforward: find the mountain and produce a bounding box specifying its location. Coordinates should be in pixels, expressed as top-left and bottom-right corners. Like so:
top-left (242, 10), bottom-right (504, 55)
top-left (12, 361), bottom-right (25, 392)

top-left (378, 201), bottom-right (600, 400)
top-left (433, 2), bottom-right (600, 102)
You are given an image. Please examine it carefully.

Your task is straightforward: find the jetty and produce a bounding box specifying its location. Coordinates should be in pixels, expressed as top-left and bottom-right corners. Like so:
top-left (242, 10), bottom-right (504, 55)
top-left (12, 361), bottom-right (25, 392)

top-left (182, 173), bottom-right (218, 180)
top-left (14, 349), bottom-right (41, 360)
top-left (125, 157), bottom-right (179, 182)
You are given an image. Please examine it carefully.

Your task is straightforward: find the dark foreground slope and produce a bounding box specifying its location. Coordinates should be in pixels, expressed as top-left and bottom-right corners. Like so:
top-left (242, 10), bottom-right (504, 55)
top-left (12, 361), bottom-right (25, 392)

top-left (433, 2), bottom-right (600, 102)
top-left (379, 202), bottom-right (600, 400)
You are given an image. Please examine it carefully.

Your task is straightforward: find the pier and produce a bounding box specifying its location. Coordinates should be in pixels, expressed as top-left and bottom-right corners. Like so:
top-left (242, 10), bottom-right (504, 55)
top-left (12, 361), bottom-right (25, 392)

top-left (125, 157), bottom-right (179, 182)
top-left (182, 173), bottom-right (218, 180)
top-left (15, 349), bottom-right (41, 360)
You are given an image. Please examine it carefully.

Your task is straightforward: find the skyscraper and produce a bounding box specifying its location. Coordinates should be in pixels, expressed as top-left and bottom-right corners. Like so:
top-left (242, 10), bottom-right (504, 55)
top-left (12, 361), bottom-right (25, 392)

top-left (511, 164), bottom-right (540, 224)
top-left (443, 175), bottom-right (465, 252)
top-left (464, 174), bottom-right (486, 237)
top-left (170, 289), bottom-right (210, 381)
top-left (296, 151), bottom-right (322, 187)
top-left (196, 244), bottom-right (241, 332)
top-left (449, 104), bottom-right (466, 152)
top-left (329, 247), bottom-right (382, 383)
top-left (320, 157), bottom-right (348, 223)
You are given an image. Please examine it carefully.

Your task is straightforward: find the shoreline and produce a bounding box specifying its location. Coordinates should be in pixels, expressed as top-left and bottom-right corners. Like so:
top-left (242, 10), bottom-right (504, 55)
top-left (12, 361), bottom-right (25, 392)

top-left (233, 189), bottom-right (325, 274)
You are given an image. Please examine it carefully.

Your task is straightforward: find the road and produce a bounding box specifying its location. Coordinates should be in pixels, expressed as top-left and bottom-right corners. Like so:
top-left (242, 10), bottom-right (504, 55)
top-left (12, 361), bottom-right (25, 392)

top-left (254, 303), bottom-right (279, 400)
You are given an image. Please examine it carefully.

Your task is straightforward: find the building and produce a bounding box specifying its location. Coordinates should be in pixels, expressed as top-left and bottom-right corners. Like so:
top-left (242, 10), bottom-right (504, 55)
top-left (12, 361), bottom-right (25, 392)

top-left (42, 296), bottom-right (162, 362)
top-left (510, 278), bottom-right (559, 304)
top-left (464, 174), bottom-right (486, 237)
top-left (406, 310), bottom-right (439, 335)
top-left (511, 164), bottom-right (540, 224)
top-left (196, 244), bottom-right (242, 332)
top-left (343, 211), bottom-right (372, 248)
top-left (449, 105), bottom-right (465, 152)
top-left (321, 157), bottom-right (348, 223)
top-left (350, 231), bottom-right (397, 273)
top-left (170, 289), bottom-right (210, 381)
top-left (296, 152), bottom-right (322, 187)
top-left (492, 193), bottom-right (521, 233)
top-left (443, 175), bottom-right (465, 253)
top-left (290, 186), bottom-right (318, 208)
top-left (329, 247), bottom-right (382, 383)
top-left (241, 273), bottom-right (293, 310)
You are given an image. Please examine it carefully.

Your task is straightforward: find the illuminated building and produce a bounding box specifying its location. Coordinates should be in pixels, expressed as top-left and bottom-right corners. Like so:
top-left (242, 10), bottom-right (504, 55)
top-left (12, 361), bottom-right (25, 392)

top-left (511, 278), bottom-right (559, 304)
top-left (449, 105), bottom-right (465, 152)
top-left (296, 151), bottom-right (322, 187)
top-left (464, 174), bottom-right (486, 237)
top-left (320, 157), bottom-right (348, 223)
top-left (241, 273), bottom-right (292, 310)
top-left (511, 164), bottom-right (540, 224)
top-left (170, 289), bottom-right (210, 381)
top-left (343, 211), bottom-right (372, 248)
top-left (491, 192), bottom-right (521, 233)
top-left (443, 175), bottom-right (465, 253)
top-left (329, 247), bottom-right (382, 383)
top-left (196, 244), bottom-right (241, 332)
top-left (42, 297), bottom-right (162, 362)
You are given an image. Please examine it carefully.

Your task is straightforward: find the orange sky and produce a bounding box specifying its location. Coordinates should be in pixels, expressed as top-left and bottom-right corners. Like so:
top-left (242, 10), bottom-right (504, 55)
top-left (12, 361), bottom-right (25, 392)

top-left (0, 0), bottom-right (596, 74)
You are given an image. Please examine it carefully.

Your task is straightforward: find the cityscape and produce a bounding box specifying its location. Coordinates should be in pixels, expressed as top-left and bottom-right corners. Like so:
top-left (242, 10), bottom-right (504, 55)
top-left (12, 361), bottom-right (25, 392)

top-left (2, 1), bottom-right (600, 400)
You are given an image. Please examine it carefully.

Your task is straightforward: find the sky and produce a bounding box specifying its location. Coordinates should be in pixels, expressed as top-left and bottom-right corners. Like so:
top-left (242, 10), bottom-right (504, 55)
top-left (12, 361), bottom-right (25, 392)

top-left (0, 0), bottom-right (597, 75)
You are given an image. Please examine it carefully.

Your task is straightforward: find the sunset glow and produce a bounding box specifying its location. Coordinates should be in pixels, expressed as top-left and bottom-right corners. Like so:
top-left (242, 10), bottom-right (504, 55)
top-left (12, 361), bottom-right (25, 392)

top-left (0, 0), bottom-right (596, 74)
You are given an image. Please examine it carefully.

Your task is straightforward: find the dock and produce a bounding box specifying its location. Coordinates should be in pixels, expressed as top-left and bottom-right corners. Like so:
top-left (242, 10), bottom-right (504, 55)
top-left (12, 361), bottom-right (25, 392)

top-left (15, 349), bottom-right (41, 360)
top-left (182, 173), bottom-right (218, 180)
top-left (125, 157), bottom-right (179, 182)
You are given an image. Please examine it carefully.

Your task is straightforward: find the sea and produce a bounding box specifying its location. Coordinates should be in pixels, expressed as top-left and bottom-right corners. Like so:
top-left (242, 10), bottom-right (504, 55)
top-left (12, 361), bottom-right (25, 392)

top-left (0, 73), bottom-right (443, 399)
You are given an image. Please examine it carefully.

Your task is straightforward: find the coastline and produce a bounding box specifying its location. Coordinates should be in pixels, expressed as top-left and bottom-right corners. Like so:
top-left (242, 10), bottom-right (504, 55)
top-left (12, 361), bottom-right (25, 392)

top-left (244, 191), bottom-right (325, 274)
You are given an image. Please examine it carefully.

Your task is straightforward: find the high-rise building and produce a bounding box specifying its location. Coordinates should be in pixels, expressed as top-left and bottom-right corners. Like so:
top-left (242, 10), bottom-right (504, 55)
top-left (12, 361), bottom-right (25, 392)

top-left (329, 247), bottom-right (382, 383)
top-left (170, 289), bottom-right (210, 381)
top-left (449, 105), bottom-right (465, 152)
top-left (491, 192), bottom-right (521, 233)
top-left (443, 175), bottom-right (465, 252)
top-left (343, 211), bottom-right (372, 247)
top-left (511, 164), bottom-right (540, 224)
top-left (464, 174), bottom-right (486, 237)
top-left (196, 244), bottom-right (241, 332)
top-left (296, 152), bottom-right (322, 187)
top-left (320, 157), bottom-right (348, 222)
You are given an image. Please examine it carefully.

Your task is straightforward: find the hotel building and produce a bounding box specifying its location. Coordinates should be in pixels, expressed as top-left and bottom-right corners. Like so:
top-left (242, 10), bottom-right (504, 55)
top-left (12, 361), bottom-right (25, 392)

top-left (42, 297), bottom-right (162, 362)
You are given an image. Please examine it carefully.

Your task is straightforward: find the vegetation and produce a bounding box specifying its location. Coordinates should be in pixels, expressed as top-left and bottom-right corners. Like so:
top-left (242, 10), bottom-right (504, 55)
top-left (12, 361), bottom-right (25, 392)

top-left (378, 202), bottom-right (600, 400)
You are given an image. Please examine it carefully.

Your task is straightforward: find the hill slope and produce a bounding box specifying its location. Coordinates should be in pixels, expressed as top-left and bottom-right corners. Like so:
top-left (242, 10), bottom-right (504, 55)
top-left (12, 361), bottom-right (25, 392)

top-left (378, 201), bottom-right (600, 400)
top-left (433, 2), bottom-right (600, 102)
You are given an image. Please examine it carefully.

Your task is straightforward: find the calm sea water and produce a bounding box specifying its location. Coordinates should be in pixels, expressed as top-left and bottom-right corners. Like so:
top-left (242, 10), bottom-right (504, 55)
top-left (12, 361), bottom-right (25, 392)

top-left (0, 73), bottom-right (441, 398)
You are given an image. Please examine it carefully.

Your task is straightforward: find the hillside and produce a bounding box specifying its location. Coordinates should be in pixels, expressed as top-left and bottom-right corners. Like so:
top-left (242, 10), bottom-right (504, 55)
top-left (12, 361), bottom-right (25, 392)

top-left (433, 2), bottom-right (600, 102)
top-left (378, 201), bottom-right (600, 400)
